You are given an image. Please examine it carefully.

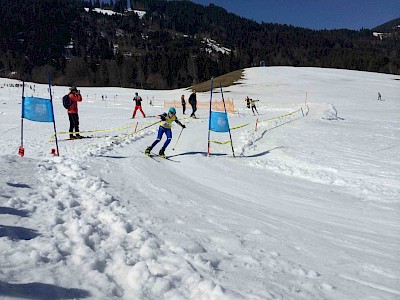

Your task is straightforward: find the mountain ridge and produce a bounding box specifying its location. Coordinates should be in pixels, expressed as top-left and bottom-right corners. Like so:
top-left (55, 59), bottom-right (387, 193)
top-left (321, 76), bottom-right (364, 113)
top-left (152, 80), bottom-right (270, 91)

top-left (0, 0), bottom-right (398, 89)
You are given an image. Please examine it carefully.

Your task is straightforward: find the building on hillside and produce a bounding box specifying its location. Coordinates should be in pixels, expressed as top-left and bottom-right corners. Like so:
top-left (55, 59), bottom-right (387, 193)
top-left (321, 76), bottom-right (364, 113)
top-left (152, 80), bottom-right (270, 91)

top-left (63, 40), bottom-right (74, 60)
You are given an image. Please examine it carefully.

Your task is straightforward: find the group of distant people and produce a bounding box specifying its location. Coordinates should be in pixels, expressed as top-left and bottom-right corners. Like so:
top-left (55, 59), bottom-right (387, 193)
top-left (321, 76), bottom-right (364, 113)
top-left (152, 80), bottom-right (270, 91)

top-left (66, 84), bottom-right (266, 157)
top-left (65, 86), bottom-right (198, 156)
top-left (131, 90), bottom-right (198, 119)
top-left (180, 90), bottom-right (198, 118)
top-left (130, 90), bottom-right (197, 157)
top-left (245, 96), bottom-right (259, 116)
top-left (66, 87), bottom-right (262, 141)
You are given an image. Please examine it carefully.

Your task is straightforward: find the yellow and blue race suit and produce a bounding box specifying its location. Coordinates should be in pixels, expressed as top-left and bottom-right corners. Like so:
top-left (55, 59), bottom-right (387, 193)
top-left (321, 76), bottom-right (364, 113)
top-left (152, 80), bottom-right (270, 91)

top-left (150, 113), bottom-right (180, 149)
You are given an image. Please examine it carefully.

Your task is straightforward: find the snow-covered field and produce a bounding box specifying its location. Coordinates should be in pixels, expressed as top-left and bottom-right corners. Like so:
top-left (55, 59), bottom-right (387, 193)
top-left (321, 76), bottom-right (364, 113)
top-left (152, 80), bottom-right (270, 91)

top-left (0, 67), bottom-right (399, 299)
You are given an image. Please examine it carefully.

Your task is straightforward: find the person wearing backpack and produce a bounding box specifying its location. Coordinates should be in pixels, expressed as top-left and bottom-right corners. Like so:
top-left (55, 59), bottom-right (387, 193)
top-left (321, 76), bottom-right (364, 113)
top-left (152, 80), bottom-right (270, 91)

top-left (67, 86), bottom-right (83, 139)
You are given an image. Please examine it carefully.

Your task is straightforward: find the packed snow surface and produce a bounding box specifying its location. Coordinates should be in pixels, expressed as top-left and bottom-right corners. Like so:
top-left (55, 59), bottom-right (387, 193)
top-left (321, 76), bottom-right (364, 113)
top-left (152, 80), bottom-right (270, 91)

top-left (0, 67), bottom-right (399, 299)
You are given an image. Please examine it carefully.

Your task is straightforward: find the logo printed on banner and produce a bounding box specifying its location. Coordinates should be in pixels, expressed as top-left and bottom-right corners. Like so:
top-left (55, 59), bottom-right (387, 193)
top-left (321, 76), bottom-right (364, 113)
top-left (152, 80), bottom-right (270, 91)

top-left (210, 111), bottom-right (229, 132)
top-left (34, 104), bottom-right (47, 116)
top-left (217, 116), bottom-right (227, 128)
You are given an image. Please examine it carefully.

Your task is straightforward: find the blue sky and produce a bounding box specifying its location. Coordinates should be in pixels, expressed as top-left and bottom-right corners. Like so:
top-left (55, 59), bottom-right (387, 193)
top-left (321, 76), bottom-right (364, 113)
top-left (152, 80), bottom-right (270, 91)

top-left (190, 0), bottom-right (400, 30)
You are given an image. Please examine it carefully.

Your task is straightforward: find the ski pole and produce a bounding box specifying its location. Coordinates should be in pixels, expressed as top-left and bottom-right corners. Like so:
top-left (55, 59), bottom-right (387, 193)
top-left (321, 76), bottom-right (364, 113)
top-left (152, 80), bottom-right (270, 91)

top-left (172, 127), bottom-right (184, 150)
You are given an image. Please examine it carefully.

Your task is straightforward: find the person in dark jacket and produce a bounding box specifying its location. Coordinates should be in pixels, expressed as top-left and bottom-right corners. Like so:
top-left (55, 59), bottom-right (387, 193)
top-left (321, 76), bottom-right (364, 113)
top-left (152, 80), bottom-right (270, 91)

top-left (181, 94), bottom-right (186, 114)
top-left (132, 92), bottom-right (146, 118)
top-left (245, 96), bottom-right (251, 109)
top-left (188, 90), bottom-right (197, 118)
top-left (67, 86), bottom-right (83, 139)
top-left (145, 107), bottom-right (186, 157)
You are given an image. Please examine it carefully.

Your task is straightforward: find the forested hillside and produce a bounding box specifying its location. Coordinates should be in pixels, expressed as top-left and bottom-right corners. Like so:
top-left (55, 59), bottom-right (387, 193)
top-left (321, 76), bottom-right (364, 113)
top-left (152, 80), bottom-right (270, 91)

top-left (0, 0), bottom-right (398, 89)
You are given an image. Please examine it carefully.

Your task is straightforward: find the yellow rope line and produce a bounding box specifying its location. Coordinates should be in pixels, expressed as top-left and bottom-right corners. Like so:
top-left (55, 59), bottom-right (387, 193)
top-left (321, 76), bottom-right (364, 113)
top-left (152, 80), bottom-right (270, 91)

top-left (110, 120), bottom-right (161, 142)
top-left (209, 140), bottom-right (231, 145)
top-left (48, 119), bottom-right (158, 142)
top-left (114, 113), bottom-right (204, 143)
top-left (231, 123), bottom-right (251, 130)
top-left (257, 108), bottom-right (302, 123)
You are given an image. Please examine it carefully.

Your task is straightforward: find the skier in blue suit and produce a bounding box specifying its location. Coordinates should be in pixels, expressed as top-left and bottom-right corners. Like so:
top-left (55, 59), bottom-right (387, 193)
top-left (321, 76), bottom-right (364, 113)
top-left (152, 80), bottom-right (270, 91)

top-left (145, 107), bottom-right (186, 157)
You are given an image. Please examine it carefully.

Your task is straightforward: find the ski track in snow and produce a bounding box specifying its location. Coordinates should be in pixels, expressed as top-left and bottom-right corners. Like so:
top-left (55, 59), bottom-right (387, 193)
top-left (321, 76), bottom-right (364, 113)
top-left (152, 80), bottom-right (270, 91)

top-left (18, 125), bottom-right (248, 299)
top-left (1, 127), bottom-right (332, 299)
top-left (1, 153), bottom-right (232, 299)
top-left (82, 125), bottom-right (329, 299)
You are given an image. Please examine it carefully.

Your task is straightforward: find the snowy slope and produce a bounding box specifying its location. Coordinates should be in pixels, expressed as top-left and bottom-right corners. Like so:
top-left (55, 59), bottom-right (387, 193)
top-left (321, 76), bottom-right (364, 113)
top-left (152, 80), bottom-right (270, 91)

top-left (0, 67), bottom-right (399, 299)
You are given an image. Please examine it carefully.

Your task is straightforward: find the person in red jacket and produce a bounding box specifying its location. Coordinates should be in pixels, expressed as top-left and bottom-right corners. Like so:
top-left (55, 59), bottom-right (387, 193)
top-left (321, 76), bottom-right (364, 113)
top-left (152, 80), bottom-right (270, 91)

top-left (68, 86), bottom-right (83, 139)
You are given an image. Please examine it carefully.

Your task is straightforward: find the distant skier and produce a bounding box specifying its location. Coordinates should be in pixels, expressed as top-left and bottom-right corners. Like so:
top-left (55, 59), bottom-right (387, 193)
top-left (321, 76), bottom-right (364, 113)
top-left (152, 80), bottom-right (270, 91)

top-left (181, 94), bottom-right (186, 114)
top-left (132, 92), bottom-right (146, 118)
top-left (245, 96), bottom-right (250, 109)
top-left (145, 107), bottom-right (186, 157)
top-left (249, 98), bottom-right (259, 115)
top-left (189, 90), bottom-right (197, 118)
top-left (377, 92), bottom-right (382, 101)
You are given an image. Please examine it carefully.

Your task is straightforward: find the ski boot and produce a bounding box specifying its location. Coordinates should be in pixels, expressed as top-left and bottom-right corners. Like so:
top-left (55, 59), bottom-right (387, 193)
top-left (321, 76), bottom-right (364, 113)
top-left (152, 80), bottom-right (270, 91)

top-left (75, 134), bottom-right (83, 139)
top-left (145, 146), bottom-right (152, 156)
top-left (69, 134), bottom-right (76, 140)
top-left (159, 147), bottom-right (166, 158)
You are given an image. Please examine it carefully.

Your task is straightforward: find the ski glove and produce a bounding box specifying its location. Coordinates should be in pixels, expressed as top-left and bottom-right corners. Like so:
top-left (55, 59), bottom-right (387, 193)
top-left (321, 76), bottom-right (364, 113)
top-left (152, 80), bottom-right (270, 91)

top-left (182, 125), bottom-right (186, 129)
top-left (160, 115), bottom-right (166, 121)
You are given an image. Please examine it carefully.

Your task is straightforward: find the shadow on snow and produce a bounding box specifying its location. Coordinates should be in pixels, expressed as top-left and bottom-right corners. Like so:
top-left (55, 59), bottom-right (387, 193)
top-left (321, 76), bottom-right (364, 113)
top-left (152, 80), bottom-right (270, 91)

top-left (0, 281), bottom-right (91, 299)
top-left (168, 147), bottom-right (282, 159)
top-left (0, 207), bottom-right (30, 217)
top-left (0, 225), bottom-right (39, 240)
top-left (6, 182), bottom-right (31, 189)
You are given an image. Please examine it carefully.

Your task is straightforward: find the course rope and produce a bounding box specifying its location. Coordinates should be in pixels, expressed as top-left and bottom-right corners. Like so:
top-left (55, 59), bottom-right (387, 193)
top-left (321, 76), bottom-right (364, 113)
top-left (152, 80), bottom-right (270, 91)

top-left (48, 122), bottom-right (140, 142)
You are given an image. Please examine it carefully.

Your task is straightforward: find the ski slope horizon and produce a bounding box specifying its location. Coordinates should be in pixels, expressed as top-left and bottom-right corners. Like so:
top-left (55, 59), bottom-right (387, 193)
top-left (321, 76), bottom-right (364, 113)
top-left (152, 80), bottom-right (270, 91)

top-left (0, 67), bottom-right (399, 299)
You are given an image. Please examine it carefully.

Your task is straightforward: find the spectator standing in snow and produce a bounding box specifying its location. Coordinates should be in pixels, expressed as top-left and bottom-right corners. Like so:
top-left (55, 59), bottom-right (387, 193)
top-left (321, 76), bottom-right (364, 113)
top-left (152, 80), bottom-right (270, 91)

top-left (377, 92), bottom-right (382, 101)
top-left (245, 96), bottom-right (251, 109)
top-left (189, 90), bottom-right (197, 118)
top-left (181, 94), bottom-right (186, 114)
top-left (145, 107), bottom-right (186, 157)
top-left (132, 92), bottom-right (146, 118)
top-left (67, 86), bottom-right (83, 139)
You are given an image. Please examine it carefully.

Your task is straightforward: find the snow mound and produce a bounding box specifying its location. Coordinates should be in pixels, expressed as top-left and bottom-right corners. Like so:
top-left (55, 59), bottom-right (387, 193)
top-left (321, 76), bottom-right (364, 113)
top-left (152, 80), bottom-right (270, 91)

top-left (321, 104), bottom-right (343, 120)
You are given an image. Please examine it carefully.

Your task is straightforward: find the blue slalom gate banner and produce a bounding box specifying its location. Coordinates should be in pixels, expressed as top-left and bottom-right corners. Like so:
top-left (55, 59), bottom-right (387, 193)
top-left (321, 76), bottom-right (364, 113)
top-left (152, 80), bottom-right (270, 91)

top-left (22, 97), bottom-right (54, 122)
top-left (207, 81), bottom-right (235, 157)
top-left (19, 74), bottom-right (60, 157)
top-left (210, 111), bottom-right (229, 132)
